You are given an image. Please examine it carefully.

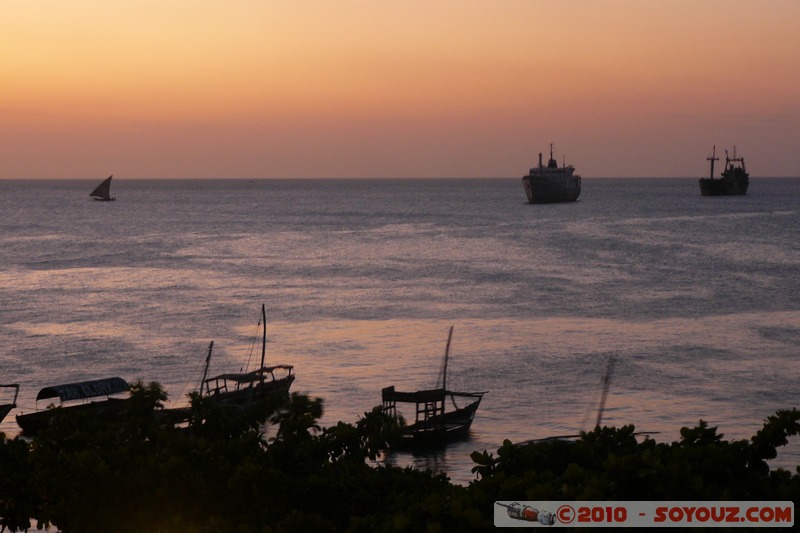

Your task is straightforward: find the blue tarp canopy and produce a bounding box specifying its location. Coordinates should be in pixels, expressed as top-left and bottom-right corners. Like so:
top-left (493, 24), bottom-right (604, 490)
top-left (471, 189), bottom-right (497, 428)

top-left (36, 377), bottom-right (129, 402)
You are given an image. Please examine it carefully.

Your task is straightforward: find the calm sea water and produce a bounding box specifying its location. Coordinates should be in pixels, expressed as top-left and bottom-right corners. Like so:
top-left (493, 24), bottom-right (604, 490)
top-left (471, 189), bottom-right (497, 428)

top-left (1, 177), bottom-right (799, 484)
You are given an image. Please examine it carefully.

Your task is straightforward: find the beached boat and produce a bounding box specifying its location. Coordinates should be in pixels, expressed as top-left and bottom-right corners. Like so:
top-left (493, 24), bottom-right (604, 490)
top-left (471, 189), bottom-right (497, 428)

top-left (200, 304), bottom-right (295, 408)
top-left (517, 356), bottom-right (659, 445)
top-left (89, 175), bottom-right (116, 201)
top-left (699, 146), bottom-right (749, 196)
top-left (519, 356), bottom-right (617, 444)
top-left (381, 326), bottom-right (486, 448)
top-left (521, 144), bottom-right (581, 203)
top-left (0, 383), bottom-right (20, 424)
top-left (15, 377), bottom-right (130, 434)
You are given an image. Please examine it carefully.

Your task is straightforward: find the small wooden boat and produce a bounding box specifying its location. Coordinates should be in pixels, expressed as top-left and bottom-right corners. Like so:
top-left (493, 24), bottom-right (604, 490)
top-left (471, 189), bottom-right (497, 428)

top-left (381, 326), bottom-right (486, 448)
top-left (89, 175), bottom-right (116, 201)
top-left (200, 304), bottom-right (295, 408)
top-left (0, 383), bottom-right (20, 424)
top-left (157, 306), bottom-right (295, 427)
top-left (16, 377), bottom-right (130, 434)
top-left (517, 356), bottom-right (658, 445)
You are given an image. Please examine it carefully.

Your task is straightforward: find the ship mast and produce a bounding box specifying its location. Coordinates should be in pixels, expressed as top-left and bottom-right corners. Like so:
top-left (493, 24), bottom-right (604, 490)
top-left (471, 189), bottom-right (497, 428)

top-left (595, 356), bottom-right (616, 428)
top-left (707, 146), bottom-right (718, 179)
top-left (200, 341), bottom-right (213, 393)
top-left (442, 326), bottom-right (453, 391)
top-left (260, 304), bottom-right (267, 369)
top-left (732, 146), bottom-right (744, 165)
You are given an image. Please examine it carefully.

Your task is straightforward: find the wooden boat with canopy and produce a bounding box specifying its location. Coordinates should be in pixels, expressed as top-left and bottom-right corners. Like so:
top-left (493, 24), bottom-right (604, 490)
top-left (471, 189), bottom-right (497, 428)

top-left (15, 377), bottom-right (130, 434)
top-left (157, 305), bottom-right (295, 427)
top-left (200, 304), bottom-right (295, 407)
top-left (382, 326), bottom-right (486, 448)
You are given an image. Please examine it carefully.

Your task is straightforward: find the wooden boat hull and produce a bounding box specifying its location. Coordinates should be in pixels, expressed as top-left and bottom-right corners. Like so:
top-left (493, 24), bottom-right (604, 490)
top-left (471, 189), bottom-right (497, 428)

top-left (399, 396), bottom-right (482, 448)
top-left (382, 385), bottom-right (485, 449)
top-left (204, 374), bottom-right (294, 407)
top-left (156, 374), bottom-right (294, 428)
top-left (16, 398), bottom-right (129, 435)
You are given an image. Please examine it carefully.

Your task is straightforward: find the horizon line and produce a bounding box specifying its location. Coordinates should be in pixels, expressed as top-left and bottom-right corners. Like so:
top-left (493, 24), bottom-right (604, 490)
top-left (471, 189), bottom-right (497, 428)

top-left (2, 175), bottom-right (800, 181)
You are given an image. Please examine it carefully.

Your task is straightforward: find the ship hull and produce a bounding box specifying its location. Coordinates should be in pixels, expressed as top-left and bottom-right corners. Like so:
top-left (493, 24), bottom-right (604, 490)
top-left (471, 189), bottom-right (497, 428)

top-left (522, 175), bottom-right (581, 203)
top-left (698, 178), bottom-right (748, 196)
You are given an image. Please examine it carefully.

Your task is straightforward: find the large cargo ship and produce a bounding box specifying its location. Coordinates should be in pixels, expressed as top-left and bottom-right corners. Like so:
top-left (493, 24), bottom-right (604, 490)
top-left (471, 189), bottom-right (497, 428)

top-left (699, 146), bottom-right (749, 196)
top-left (521, 144), bottom-right (581, 203)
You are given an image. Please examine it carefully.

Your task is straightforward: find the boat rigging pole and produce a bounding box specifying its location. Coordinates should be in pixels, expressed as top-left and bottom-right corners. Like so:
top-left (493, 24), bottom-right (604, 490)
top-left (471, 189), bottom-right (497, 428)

top-left (260, 304), bottom-right (267, 370)
top-left (443, 326), bottom-right (453, 391)
top-left (200, 341), bottom-right (213, 393)
top-left (595, 355), bottom-right (616, 428)
top-left (707, 146), bottom-right (718, 179)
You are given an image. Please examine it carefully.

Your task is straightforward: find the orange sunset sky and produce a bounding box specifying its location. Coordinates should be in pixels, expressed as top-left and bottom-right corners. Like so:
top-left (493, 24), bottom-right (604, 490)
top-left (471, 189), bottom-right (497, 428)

top-left (2, 1), bottom-right (799, 179)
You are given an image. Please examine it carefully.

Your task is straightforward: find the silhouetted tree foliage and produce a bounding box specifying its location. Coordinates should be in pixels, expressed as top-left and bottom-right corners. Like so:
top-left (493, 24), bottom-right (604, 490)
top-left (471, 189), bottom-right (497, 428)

top-left (470, 409), bottom-right (800, 506)
top-left (1, 383), bottom-right (798, 532)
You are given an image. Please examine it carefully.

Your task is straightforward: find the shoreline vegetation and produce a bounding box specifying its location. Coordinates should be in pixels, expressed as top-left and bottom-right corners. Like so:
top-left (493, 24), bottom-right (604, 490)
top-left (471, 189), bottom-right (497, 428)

top-left (1, 382), bottom-right (799, 532)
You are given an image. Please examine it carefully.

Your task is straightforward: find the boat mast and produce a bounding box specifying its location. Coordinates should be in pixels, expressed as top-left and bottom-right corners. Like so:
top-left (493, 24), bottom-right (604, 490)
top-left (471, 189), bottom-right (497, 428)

top-left (442, 326), bottom-right (453, 391)
top-left (707, 146), bottom-right (718, 179)
top-left (595, 356), bottom-right (616, 428)
top-left (260, 304), bottom-right (267, 369)
top-left (730, 146), bottom-right (746, 173)
top-left (200, 341), bottom-right (213, 393)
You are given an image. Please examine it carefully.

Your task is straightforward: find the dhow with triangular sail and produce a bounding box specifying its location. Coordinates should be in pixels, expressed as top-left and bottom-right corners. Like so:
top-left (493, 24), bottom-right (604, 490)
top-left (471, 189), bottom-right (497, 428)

top-left (89, 175), bottom-right (116, 201)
